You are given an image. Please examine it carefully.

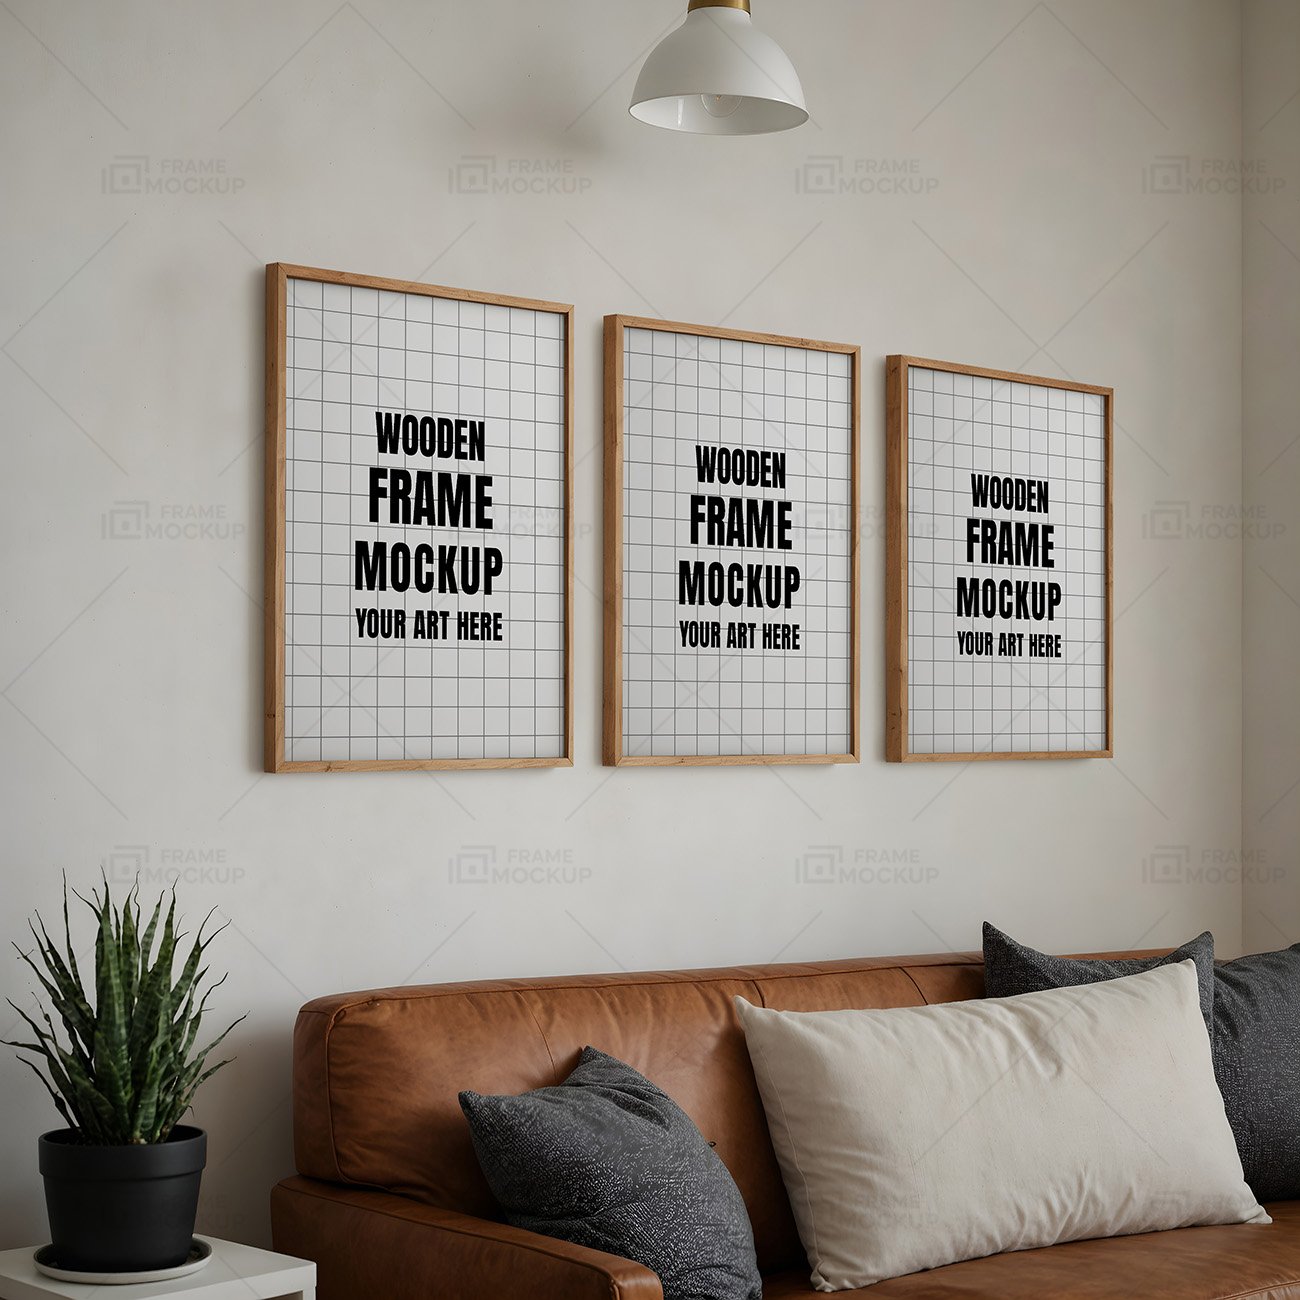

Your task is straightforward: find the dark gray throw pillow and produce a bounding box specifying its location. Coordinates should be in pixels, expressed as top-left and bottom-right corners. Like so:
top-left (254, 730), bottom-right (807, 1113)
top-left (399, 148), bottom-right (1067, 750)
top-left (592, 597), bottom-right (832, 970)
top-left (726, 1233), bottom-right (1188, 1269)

top-left (982, 922), bottom-right (1217, 1033)
top-left (1212, 944), bottom-right (1300, 1202)
top-left (460, 1047), bottom-right (762, 1300)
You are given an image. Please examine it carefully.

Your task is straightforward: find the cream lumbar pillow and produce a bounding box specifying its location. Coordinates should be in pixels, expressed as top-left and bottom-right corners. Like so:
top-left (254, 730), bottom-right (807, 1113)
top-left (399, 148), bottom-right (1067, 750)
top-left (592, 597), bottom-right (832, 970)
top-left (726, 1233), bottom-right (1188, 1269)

top-left (735, 961), bottom-right (1268, 1292)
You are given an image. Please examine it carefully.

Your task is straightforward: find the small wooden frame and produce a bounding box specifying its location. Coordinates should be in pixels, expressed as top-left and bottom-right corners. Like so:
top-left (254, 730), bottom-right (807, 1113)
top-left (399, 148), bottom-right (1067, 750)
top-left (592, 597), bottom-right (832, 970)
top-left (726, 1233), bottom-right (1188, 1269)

top-left (265, 263), bottom-right (574, 771)
top-left (886, 355), bottom-right (1113, 762)
top-left (604, 314), bottom-right (860, 767)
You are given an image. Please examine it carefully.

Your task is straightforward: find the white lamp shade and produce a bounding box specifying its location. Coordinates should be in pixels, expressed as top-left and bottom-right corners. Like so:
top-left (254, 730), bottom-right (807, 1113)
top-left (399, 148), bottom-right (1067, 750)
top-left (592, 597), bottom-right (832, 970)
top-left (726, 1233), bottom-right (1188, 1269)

top-left (630, 5), bottom-right (808, 136)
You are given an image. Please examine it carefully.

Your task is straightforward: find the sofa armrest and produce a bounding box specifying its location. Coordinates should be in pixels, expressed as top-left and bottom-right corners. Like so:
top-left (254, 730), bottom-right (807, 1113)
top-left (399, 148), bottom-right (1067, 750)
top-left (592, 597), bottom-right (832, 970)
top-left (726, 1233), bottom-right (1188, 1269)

top-left (271, 1176), bottom-right (665, 1300)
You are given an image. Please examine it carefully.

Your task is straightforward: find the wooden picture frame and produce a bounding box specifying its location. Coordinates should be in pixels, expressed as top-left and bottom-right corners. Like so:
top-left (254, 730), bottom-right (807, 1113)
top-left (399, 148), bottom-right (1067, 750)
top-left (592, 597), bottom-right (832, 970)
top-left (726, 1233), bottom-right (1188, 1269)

top-left (265, 263), bottom-right (573, 771)
top-left (604, 314), bottom-right (860, 767)
top-left (886, 355), bottom-right (1113, 762)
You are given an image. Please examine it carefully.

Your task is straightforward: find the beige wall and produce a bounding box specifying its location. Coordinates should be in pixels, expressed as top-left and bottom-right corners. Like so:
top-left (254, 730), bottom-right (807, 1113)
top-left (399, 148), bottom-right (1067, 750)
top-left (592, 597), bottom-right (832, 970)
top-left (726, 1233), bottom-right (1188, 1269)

top-left (1243, 0), bottom-right (1300, 952)
top-left (0, 0), bottom-right (1259, 1246)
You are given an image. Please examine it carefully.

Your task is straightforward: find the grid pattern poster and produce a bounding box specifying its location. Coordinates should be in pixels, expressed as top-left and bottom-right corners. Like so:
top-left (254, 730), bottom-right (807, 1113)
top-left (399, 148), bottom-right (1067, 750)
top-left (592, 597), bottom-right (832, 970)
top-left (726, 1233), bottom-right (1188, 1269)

top-left (604, 316), bottom-right (859, 766)
top-left (886, 356), bottom-right (1111, 761)
top-left (265, 265), bottom-right (572, 772)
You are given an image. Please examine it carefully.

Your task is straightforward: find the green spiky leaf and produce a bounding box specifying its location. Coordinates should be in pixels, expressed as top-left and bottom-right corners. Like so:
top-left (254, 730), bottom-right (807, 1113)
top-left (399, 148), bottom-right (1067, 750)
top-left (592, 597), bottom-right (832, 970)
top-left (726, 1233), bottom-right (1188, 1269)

top-left (2, 875), bottom-right (242, 1144)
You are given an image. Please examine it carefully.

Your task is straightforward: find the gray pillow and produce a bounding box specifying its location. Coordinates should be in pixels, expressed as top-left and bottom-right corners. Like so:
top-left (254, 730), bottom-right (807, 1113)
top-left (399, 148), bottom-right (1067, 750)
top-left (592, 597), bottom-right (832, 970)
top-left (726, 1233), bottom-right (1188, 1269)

top-left (982, 921), bottom-right (1216, 1034)
top-left (1213, 945), bottom-right (1300, 1201)
top-left (460, 1046), bottom-right (761, 1300)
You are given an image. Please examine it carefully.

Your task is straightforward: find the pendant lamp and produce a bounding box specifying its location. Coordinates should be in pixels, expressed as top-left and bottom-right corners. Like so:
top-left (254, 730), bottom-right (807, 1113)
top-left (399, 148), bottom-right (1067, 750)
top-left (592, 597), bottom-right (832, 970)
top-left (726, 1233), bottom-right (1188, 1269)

top-left (630, 0), bottom-right (808, 135)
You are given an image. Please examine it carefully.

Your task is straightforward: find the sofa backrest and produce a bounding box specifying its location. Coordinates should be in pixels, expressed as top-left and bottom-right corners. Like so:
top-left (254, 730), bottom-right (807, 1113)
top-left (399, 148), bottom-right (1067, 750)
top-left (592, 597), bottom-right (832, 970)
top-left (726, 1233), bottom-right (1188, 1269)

top-left (291, 951), bottom-right (986, 1271)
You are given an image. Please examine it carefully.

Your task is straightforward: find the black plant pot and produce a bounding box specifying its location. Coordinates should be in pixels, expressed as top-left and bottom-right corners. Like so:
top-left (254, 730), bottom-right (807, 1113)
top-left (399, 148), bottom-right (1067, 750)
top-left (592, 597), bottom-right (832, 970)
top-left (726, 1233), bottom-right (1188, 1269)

top-left (38, 1126), bottom-right (206, 1273)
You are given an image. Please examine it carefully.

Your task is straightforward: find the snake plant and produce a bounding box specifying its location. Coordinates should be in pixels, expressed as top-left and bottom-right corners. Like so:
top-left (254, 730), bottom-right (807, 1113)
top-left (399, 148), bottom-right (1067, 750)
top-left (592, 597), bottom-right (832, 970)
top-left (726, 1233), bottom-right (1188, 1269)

top-left (5, 878), bottom-right (243, 1145)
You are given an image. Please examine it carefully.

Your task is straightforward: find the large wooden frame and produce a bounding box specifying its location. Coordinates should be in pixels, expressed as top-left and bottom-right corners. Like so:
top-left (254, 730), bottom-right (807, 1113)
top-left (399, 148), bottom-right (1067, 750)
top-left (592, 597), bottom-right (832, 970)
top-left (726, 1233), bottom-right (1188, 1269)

top-left (265, 263), bottom-right (574, 772)
top-left (604, 314), bottom-right (861, 767)
top-left (886, 355), bottom-right (1113, 763)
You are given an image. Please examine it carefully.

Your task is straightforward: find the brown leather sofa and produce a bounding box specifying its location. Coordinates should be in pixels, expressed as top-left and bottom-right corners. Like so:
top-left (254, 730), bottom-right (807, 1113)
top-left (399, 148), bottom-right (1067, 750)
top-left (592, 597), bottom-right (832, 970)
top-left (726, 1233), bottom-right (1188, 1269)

top-left (271, 951), bottom-right (1300, 1298)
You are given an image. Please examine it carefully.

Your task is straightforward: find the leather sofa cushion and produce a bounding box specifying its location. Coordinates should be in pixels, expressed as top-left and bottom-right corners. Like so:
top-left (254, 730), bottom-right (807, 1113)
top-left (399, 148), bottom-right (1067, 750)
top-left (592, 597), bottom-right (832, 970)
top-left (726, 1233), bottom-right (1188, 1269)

top-left (760, 1201), bottom-right (1300, 1299)
top-left (291, 954), bottom-right (980, 1272)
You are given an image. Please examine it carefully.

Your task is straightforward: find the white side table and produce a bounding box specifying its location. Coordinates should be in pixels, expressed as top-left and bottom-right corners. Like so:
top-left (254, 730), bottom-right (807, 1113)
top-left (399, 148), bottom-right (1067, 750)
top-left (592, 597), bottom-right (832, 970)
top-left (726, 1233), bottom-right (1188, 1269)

top-left (0, 1239), bottom-right (314, 1300)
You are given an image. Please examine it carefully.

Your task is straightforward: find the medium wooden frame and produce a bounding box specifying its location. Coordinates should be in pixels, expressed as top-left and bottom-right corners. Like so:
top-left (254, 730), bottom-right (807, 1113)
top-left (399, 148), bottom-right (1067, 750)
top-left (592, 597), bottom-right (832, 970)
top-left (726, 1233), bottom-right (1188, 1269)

top-left (885, 355), bottom-right (1113, 763)
top-left (603, 314), bottom-right (861, 767)
top-left (265, 262), bottom-right (574, 772)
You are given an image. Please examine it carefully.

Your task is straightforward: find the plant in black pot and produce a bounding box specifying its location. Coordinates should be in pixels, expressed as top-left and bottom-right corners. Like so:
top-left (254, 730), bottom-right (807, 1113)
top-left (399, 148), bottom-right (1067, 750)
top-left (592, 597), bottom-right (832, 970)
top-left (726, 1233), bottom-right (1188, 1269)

top-left (4, 878), bottom-right (243, 1274)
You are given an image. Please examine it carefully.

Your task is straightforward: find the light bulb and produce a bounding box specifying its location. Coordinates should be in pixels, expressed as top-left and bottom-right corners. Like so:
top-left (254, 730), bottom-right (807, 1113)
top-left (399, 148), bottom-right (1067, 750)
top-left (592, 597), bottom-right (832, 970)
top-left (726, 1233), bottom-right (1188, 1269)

top-left (700, 93), bottom-right (742, 118)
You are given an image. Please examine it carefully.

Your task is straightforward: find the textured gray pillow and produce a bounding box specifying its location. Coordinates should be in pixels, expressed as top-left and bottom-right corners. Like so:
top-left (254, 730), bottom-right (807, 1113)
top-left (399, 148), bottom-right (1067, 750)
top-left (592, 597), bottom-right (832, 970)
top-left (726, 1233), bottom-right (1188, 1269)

top-left (1213, 945), bottom-right (1300, 1201)
top-left (982, 921), bottom-right (1216, 1033)
top-left (459, 1047), bottom-right (761, 1300)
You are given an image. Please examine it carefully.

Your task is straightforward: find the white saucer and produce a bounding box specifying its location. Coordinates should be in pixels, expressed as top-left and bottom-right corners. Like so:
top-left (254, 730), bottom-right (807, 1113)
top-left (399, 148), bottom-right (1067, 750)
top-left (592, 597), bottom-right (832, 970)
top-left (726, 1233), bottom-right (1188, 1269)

top-left (33, 1236), bottom-right (213, 1284)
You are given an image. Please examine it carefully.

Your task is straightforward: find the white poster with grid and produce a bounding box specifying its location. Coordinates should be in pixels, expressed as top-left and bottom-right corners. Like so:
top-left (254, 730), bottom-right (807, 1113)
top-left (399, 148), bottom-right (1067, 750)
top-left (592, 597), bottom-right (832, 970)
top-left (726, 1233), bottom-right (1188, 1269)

top-left (271, 270), bottom-right (569, 770)
top-left (613, 322), bottom-right (857, 763)
top-left (903, 363), bottom-right (1109, 758)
